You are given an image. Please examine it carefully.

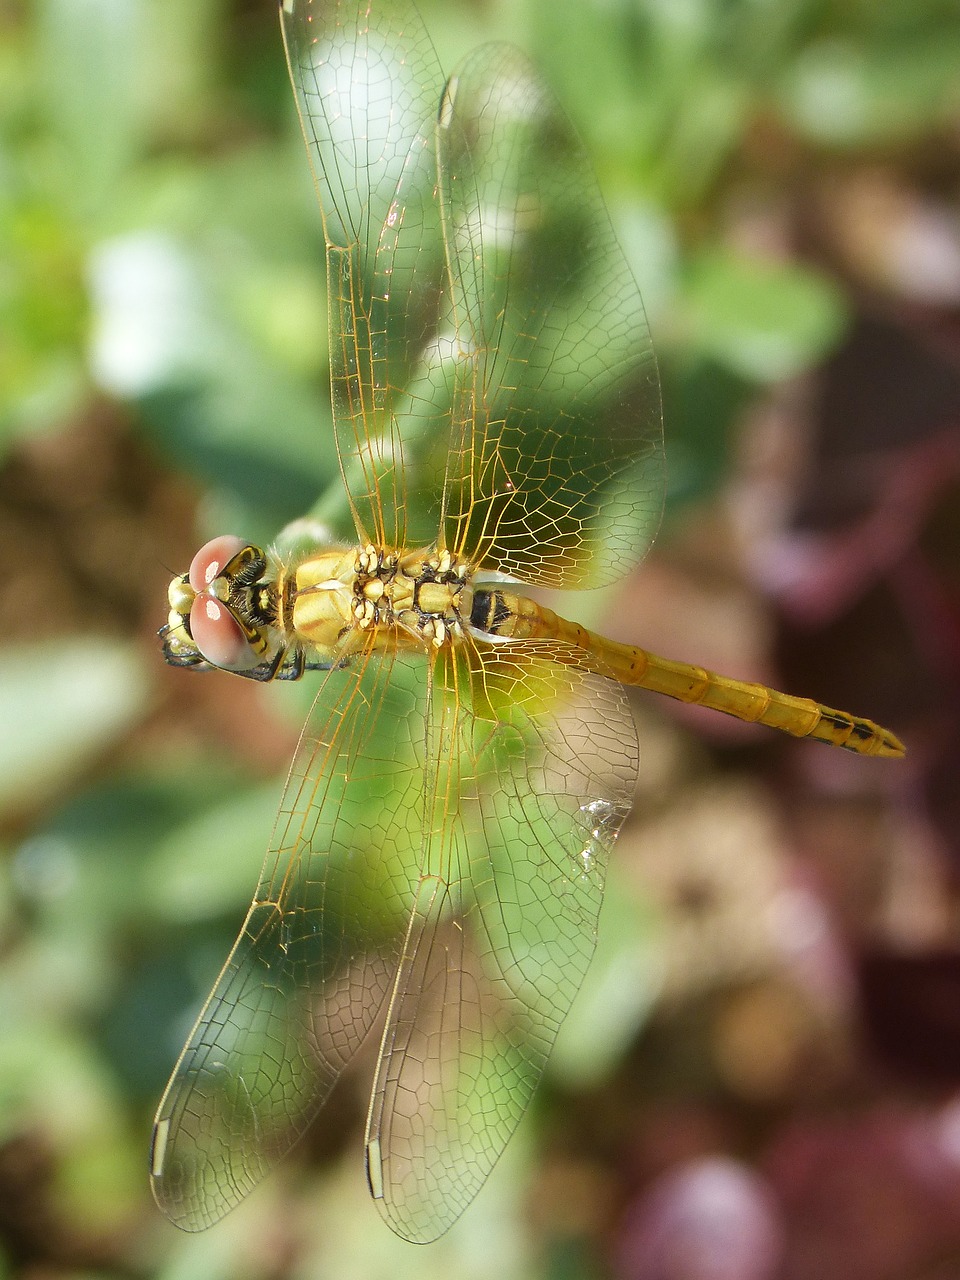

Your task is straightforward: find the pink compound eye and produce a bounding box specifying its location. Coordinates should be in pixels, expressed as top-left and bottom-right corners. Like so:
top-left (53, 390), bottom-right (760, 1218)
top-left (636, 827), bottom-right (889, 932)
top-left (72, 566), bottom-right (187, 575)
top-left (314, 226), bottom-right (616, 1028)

top-left (189, 595), bottom-right (257, 671)
top-left (188, 535), bottom-right (248, 593)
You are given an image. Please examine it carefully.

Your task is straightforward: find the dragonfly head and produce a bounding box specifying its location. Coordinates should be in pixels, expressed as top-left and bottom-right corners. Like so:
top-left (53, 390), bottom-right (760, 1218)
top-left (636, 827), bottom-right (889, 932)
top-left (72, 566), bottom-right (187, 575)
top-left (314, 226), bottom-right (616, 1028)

top-left (160, 536), bottom-right (284, 677)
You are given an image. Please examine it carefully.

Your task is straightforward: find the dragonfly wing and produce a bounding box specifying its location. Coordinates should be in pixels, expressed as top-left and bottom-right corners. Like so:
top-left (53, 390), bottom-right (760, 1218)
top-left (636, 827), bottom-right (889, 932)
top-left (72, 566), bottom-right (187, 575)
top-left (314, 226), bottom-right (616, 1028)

top-left (435, 43), bottom-right (664, 589)
top-left (364, 639), bottom-right (638, 1242)
top-left (280, 0), bottom-right (450, 549)
top-left (281, 4), bottom-right (660, 580)
top-left (151, 645), bottom-right (432, 1230)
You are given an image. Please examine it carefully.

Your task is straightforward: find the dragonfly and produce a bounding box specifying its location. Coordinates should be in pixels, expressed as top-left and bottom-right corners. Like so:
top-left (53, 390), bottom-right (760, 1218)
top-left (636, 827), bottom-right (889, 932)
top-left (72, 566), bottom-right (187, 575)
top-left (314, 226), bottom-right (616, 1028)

top-left (150, 0), bottom-right (905, 1246)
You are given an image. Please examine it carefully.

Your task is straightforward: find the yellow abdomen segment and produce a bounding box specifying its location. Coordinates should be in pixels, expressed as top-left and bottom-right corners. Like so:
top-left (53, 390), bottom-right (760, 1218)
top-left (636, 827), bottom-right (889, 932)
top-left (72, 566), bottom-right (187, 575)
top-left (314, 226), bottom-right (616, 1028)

top-left (614, 649), bottom-right (904, 757)
top-left (473, 588), bottom-right (905, 759)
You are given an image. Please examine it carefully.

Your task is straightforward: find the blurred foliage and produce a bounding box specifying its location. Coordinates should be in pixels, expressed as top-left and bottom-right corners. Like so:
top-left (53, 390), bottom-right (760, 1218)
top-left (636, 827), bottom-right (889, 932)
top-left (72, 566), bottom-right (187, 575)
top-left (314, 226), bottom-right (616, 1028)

top-left (1, 0), bottom-right (958, 1277)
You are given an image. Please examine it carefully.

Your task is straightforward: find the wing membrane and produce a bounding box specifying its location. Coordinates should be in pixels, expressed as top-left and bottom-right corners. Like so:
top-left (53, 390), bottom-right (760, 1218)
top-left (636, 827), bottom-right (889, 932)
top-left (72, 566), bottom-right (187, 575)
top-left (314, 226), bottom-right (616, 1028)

top-left (364, 639), bottom-right (638, 1242)
top-left (151, 644), bottom-right (434, 1229)
top-left (436, 44), bottom-right (663, 588)
top-left (281, 0), bottom-right (449, 546)
top-left (283, 2), bottom-right (662, 582)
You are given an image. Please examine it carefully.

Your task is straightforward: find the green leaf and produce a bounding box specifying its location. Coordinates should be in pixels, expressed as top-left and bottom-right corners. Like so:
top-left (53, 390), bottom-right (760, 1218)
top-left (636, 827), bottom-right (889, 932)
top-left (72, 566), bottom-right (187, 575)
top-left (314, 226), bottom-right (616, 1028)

top-left (88, 231), bottom-right (335, 533)
top-left (146, 781), bottom-right (282, 924)
top-left (782, 34), bottom-right (960, 146)
top-left (550, 868), bottom-right (662, 1088)
top-left (37, 0), bottom-right (147, 224)
top-left (683, 248), bottom-right (848, 382)
top-left (0, 639), bottom-right (147, 816)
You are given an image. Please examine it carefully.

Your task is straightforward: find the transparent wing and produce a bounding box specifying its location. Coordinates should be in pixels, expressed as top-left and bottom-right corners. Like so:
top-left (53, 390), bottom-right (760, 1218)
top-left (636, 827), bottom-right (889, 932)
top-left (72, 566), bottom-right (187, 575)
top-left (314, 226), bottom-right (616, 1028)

top-left (282, 0), bottom-right (662, 585)
top-left (436, 43), bottom-right (663, 589)
top-left (281, 0), bottom-right (449, 548)
top-left (150, 644), bottom-right (433, 1229)
top-left (364, 639), bottom-right (638, 1242)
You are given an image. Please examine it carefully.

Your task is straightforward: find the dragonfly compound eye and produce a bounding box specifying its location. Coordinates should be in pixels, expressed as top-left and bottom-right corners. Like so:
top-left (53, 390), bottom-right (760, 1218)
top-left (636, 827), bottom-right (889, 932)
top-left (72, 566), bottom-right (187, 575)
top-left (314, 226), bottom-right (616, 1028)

top-left (189, 535), bottom-right (249, 592)
top-left (185, 535), bottom-right (262, 671)
top-left (189, 594), bottom-right (258, 671)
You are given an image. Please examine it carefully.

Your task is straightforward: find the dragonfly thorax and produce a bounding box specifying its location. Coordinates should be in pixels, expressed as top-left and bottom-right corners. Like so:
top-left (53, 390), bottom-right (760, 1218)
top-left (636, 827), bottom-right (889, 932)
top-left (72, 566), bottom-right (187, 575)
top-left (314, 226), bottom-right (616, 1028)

top-left (293, 544), bottom-right (473, 656)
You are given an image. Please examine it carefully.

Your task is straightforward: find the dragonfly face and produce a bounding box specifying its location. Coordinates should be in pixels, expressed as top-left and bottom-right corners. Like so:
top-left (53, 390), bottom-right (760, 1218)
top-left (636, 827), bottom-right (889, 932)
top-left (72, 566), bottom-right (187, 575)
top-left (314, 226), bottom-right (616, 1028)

top-left (161, 537), bottom-right (287, 678)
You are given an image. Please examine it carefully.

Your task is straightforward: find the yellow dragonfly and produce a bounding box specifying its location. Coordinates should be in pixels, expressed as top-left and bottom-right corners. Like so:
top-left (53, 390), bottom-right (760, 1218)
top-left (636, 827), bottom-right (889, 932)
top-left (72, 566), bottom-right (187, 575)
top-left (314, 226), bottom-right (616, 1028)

top-left (150, 0), bottom-right (904, 1245)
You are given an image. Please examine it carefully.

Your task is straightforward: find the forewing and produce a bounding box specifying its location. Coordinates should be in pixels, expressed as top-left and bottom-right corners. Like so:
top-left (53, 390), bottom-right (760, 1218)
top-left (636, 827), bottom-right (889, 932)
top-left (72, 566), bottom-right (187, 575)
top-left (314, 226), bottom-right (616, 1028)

top-left (436, 43), bottom-right (664, 589)
top-left (364, 639), bottom-right (638, 1242)
top-left (280, 0), bottom-right (449, 547)
top-left (151, 644), bottom-right (432, 1230)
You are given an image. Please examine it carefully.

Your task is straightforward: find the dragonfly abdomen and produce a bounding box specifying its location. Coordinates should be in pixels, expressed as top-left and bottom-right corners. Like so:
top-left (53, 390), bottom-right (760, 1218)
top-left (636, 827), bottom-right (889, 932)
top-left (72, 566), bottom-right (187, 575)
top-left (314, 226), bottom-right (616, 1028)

top-left (472, 588), bottom-right (904, 758)
top-left (617, 651), bottom-right (905, 757)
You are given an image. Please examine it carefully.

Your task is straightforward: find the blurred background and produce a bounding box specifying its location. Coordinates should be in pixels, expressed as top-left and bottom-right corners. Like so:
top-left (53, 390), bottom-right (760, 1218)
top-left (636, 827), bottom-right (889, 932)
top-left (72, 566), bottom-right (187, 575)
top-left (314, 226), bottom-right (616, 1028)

top-left (1, 0), bottom-right (959, 1276)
